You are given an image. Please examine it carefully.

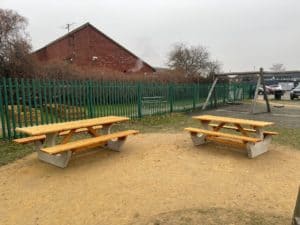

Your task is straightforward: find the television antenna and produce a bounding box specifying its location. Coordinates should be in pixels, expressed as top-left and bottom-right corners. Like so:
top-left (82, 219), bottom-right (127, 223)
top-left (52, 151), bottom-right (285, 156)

top-left (61, 23), bottom-right (75, 33)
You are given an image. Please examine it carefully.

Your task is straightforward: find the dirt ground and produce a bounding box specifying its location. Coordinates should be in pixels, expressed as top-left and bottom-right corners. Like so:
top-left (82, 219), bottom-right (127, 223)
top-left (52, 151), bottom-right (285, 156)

top-left (1, 133), bottom-right (300, 225)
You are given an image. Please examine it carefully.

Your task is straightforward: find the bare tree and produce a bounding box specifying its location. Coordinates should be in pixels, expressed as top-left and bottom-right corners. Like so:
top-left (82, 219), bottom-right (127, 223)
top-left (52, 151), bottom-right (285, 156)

top-left (167, 43), bottom-right (221, 77)
top-left (270, 63), bottom-right (285, 72)
top-left (207, 60), bottom-right (222, 74)
top-left (0, 8), bottom-right (33, 77)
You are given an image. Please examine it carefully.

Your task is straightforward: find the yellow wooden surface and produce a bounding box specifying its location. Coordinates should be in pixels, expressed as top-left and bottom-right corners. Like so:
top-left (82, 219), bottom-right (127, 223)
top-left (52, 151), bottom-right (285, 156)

top-left (209, 124), bottom-right (278, 135)
top-left (42, 130), bottom-right (139, 154)
top-left (15, 116), bottom-right (129, 136)
top-left (13, 135), bottom-right (45, 144)
top-left (14, 125), bottom-right (103, 144)
top-left (193, 115), bottom-right (274, 127)
top-left (59, 125), bottom-right (102, 136)
top-left (185, 127), bottom-right (261, 143)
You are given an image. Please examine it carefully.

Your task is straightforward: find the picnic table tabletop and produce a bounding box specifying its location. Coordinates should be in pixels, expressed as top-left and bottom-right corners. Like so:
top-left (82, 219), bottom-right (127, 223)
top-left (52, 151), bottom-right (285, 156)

top-left (16, 116), bottom-right (129, 136)
top-left (192, 115), bottom-right (274, 127)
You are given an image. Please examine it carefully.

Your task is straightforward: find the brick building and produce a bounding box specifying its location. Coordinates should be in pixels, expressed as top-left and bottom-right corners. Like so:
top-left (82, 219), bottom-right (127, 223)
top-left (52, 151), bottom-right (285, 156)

top-left (32, 23), bottom-right (155, 73)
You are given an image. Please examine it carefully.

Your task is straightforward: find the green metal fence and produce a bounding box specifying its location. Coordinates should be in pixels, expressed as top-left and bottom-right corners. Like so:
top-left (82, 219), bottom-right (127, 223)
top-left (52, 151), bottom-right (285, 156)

top-left (0, 77), bottom-right (254, 140)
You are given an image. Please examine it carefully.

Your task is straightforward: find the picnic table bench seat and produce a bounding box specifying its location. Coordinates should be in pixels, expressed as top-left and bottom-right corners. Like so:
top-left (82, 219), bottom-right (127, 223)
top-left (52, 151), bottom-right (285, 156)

top-left (42, 130), bottom-right (139, 154)
top-left (184, 127), bottom-right (262, 143)
top-left (14, 125), bottom-right (103, 144)
top-left (208, 124), bottom-right (278, 136)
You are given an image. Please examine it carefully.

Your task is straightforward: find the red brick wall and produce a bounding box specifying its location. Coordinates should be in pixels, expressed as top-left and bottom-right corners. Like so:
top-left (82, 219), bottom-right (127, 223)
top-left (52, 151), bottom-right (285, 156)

top-left (33, 25), bottom-right (155, 73)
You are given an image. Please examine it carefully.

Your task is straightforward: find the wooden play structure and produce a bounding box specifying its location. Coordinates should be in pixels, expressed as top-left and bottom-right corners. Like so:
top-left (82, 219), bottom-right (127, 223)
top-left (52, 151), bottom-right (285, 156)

top-left (202, 68), bottom-right (300, 113)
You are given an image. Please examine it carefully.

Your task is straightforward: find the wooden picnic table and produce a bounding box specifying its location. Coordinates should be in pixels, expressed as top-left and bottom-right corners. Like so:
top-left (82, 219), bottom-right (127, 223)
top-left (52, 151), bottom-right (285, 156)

top-left (185, 114), bottom-right (278, 158)
top-left (15, 116), bottom-right (138, 168)
top-left (16, 116), bottom-right (129, 136)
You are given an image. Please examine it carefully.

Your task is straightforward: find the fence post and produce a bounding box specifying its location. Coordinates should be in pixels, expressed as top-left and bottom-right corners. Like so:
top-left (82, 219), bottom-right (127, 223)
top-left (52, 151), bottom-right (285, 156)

top-left (223, 83), bottom-right (226, 104)
top-left (192, 83), bottom-right (196, 110)
top-left (0, 80), bottom-right (6, 139)
top-left (137, 83), bottom-right (142, 118)
top-left (87, 80), bottom-right (94, 118)
top-left (169, 84), bottom-right (173, 113)
top-left (3, 77), bottom-right (11, 139)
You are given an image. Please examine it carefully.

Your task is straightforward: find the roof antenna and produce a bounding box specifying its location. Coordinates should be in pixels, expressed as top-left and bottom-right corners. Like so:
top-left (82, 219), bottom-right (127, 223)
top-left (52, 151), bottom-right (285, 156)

top-left (62, 23), bottom-right (75, 33)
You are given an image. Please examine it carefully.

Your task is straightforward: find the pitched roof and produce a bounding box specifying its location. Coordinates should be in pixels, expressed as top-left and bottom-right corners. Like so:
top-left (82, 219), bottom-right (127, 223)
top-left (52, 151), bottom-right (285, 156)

top-left (33, 22), bottom-right (155, 72)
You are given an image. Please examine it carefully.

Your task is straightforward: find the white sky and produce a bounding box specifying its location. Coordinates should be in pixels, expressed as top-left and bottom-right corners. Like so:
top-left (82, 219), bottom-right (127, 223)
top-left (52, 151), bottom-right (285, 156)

top-left (1, 0), bottom-right (300, 72)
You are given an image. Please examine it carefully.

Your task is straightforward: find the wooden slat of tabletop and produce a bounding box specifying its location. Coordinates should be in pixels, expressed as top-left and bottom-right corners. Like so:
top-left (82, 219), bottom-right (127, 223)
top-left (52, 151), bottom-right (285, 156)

top-left (15, 116), bottom-right (129, 136)
top-left (192, 115), bottom-right (274, 127)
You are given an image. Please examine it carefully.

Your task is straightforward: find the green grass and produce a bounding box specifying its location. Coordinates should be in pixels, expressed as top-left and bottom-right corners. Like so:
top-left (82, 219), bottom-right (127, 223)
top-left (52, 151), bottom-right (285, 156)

top-left (116, 113), bottom-right (195, 133)
top-left (272, 127), bottom-right (300, 149)
top-left (0, 141), bottom-right (34, 166)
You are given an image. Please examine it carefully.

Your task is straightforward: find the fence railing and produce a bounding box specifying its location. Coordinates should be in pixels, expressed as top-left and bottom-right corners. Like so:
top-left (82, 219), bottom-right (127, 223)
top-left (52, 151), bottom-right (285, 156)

top-left (0, 77), bottom-right (254, 140)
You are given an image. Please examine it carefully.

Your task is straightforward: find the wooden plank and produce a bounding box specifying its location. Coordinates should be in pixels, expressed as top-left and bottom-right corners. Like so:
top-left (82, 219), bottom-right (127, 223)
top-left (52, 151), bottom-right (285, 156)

top-left (234, 123), bottom-right (249, 137)
top-left (250, 75), bottom-right (261, 114)
top-left (202, 77), bottom-right (219, 110)
top-left (14, 125), bottom-right (103, 144)
top-left (16, 116), bottom-right (129, 136)
top-left (13, 135), bottom-right (46, 144)
top-left (41, 130), bottom-right (139, 154)
top-left (212, 122), bottom-right (226, 131)
top-left (87, 126), bottom-right (100, 137)
top-left (209, 124), bottom-right (278, 135)
top-left (184, 127), bottom-right (261, 143)
top-left (59, 125), bottom-right (102, 136)
top-left (61, 129), bottom-right (75, 144)
top-left (193, 115), bottom-right (273, 127)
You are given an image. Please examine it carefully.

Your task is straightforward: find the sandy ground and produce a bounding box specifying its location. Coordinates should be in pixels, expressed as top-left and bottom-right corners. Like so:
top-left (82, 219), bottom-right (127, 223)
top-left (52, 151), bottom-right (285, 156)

top-left (0, 133), bottom-right (300, 225)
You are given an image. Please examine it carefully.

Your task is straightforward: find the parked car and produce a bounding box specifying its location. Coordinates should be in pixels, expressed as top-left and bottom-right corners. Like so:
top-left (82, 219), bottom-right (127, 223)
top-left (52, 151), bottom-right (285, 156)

top-left (258, 84), bottom-right (284, 95)
top-left (290, 84), bottom-right (300, 100)
top-left (258, 86), bottom-right (269, 95)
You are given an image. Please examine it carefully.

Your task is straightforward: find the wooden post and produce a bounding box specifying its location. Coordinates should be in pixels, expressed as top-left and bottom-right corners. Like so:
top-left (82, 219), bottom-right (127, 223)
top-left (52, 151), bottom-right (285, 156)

top-left (250, 75), bottom-right (261, 114)
top-left (292, 186), bottom-right (300, 225)
top-left (259, 68), bottom-right (271, 113)
top-left (202, 77), bottom-right (218, 110)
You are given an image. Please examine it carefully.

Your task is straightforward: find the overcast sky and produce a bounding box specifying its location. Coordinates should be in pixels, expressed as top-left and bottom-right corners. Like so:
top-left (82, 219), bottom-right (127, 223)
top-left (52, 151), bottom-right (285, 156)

top-left (1, 0), bottom-right (300, 71)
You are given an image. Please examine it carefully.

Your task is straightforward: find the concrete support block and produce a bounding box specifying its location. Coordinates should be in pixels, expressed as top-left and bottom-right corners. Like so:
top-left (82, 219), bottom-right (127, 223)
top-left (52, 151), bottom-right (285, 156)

top-left (34, 134), bottom-right (72, 168)
top-left (37, 149), bottom-right (72, 168)
top-left (246, 135), bottom-right (272, 158)
top-left (101, 124), bottom-right (112, 134)
top-left (107, 138), bottom-right (126, 151)
top-left (190, 133), bottom-right (207, 146)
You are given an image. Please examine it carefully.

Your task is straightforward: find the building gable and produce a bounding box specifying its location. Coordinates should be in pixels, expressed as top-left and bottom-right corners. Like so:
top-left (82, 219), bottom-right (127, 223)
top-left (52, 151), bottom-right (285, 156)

top-left (33, 23), bottom-right (155, 73)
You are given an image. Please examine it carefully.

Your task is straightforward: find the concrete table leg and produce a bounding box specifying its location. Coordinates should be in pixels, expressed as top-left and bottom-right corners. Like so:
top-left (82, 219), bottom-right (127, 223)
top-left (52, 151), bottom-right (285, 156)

top-left (101, 124), bottom-right (127, 151)
top-left (107, 137), bottom-right (127, 151)
top-left (189, 120), bottom-right (210, 146)
top-left (200, 120), bottom-right (210, 130)
top-left (246, 127), bottom-right (272, 158)
top-left (35, 132), bottom-right (72, 168)
top-left (190, 132), bottom-right (207, 146)
top-left (246, 134), bottom-right (272, 158)
top-left (101, 124), bottom-right (112, 134)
